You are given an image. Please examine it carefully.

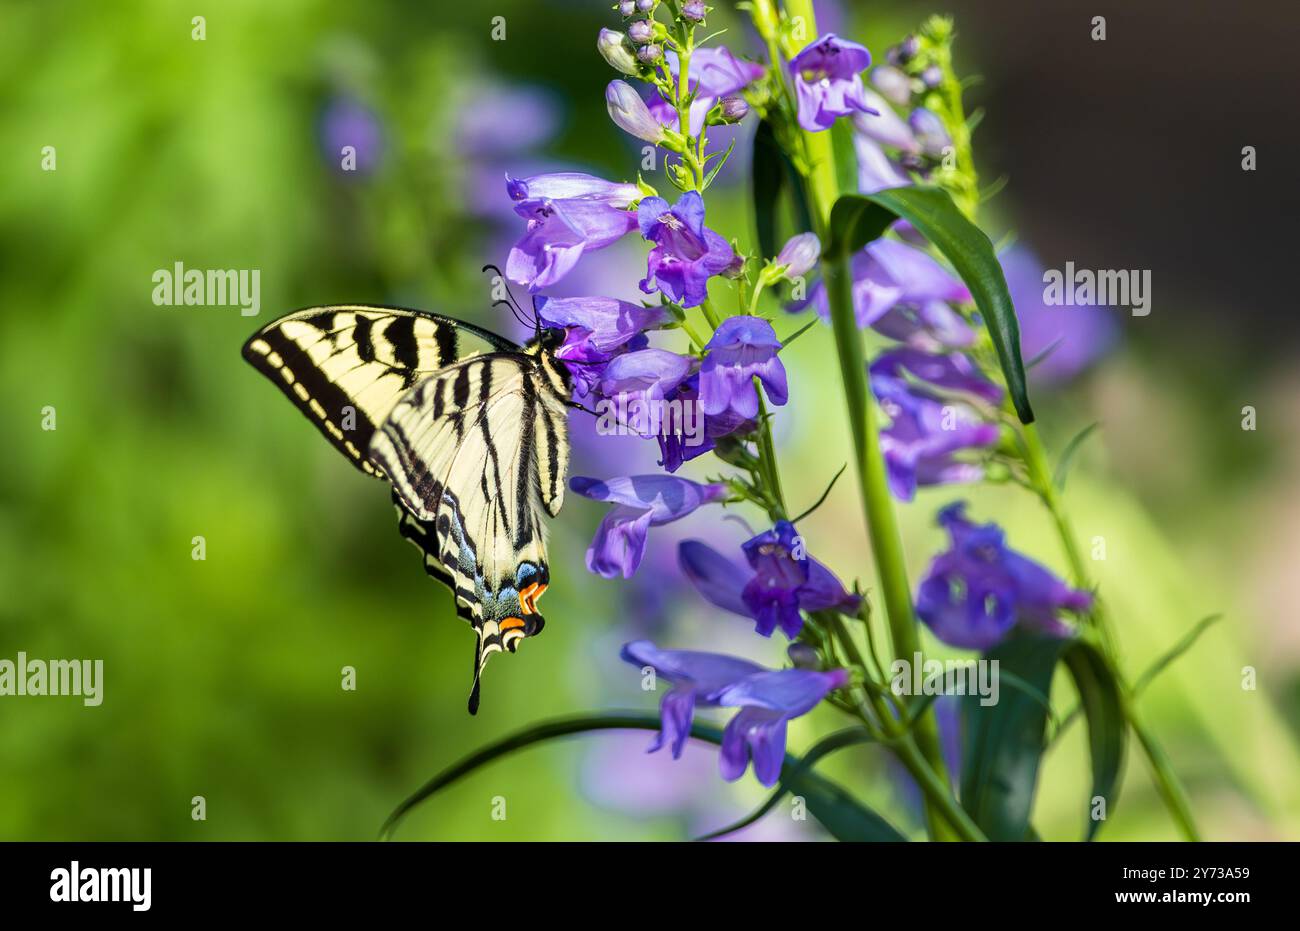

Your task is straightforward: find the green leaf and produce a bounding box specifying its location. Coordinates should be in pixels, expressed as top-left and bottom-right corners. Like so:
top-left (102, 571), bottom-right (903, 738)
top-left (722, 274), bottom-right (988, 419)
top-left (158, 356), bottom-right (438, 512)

top-left (1053, 421), bottom-right (1100, 491)
top-left (960, 634), bottom-right (1069, 840)
top-left (752, 119), bottom-right (813, 264)
top-left (826, 188), bottom-right (1035, 423)
top-left (1061, 639), bottom-right (1127, 840)
top-left (1132, 614), bottom-right (1223, 697)
top-left (381, 713), bottom-right (904, 842)
top-left (694, 727), bottom-right (877, 841)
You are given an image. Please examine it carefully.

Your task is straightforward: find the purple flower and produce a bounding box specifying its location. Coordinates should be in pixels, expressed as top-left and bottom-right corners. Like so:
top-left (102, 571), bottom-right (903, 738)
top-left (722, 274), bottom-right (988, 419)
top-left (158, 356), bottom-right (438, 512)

top-left (536, 296), bottom-right (669, 394)
top-left (506, 197), bottom-right (637, 291)
top-left (595, 347), bottom-right (695, 410)
top-left (791, 239), bottom-right (975, 349)
top-left (679, 526), bottom-right (859, 638)
top-left (852, 89), bottom-right (920, 153)
top-left (871, 64), bottom-right (913, 106)
top-left (916, 503), bottom-right (1093, 650)
top-left (621, 640), bottom-right (848, 786)
top-left (788, 34), bottom-right (878, 132)
top-left (319, 97), bottom-right (383, 175)
top-left (637, 191), bottom-right (738, 308)
top-left (1001, 246), bottom-right (1119, 385)
top-left (506, 171), bottom-right (639, 214)
top-left (870, 349), bottom-right (1003, 500)
top-left (571, 475), bottom-right (726, 578)
top-left (654, 374), bottom-right (716, 472)
top-left (699, 316), bottom-right (788, 423)
top-left (606, 80), bottom-right (667, 143)
top-left (853, 134), bottom-right (912, 194)
top-left (646, 47), bottom-right (765, 134)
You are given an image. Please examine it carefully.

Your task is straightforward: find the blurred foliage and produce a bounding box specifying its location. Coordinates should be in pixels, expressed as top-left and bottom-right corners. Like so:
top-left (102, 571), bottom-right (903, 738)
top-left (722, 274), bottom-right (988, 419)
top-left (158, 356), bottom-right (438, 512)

top-left (0, 0), bottom-right (1297, 841)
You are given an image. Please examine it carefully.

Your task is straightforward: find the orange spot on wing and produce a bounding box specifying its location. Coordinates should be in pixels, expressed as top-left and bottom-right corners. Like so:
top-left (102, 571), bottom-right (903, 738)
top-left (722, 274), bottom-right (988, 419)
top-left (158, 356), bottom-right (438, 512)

top-left (518, 582), bottom-right (548, 615)
top-left (499, 616), bottom-right (526, 632)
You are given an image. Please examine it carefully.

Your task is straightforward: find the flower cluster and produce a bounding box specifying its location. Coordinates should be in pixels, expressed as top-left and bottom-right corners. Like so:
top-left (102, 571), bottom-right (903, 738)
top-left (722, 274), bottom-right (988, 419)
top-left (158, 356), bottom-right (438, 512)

top-left (493, 5), bottom-right (1111, 800)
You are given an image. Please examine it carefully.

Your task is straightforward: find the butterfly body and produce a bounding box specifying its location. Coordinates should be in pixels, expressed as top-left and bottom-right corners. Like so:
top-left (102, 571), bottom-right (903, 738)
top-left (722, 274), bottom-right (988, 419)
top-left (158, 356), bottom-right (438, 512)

top-left (243, 305), bottom-right (572, 713)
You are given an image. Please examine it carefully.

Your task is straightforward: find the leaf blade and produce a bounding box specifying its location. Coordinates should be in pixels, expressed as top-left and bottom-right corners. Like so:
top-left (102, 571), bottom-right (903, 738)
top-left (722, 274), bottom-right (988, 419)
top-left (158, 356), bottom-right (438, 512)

top-left (826, 187), bottom-right (1034, 423)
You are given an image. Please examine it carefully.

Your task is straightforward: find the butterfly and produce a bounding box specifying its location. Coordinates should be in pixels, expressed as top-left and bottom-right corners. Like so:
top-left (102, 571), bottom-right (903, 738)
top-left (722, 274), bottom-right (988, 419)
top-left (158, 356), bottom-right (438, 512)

top-left (242, 275), bottom-right (574, 713)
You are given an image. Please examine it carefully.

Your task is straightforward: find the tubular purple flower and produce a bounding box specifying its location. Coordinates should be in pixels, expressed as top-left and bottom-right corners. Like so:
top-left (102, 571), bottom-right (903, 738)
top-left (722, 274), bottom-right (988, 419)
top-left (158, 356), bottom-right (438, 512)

top-left (606, 80), bottom-right (667, 143)
top-left (506, 171), bottom-right (640, 215)
top-left (790, 238), bottom-right (971, 334)
top-left (594, 347), bottom-right (695, 409)
top-left (597, 28), bottom-right (641, 76)
top-left (571, 475), bottom-right (726, 578)
top-left (852, 89), bottom-right (921, 153)
top-left (621, 640), bottom-right (848, 786)
top-left (853, 133), bottom-right (913, 194)
top-left (637, 191), bottom-right (738, 308)
top-left (679, 529), bottom-right (858, 639)
top-left (536, 296), bottom-right (669, 395)
top-left (870, 349), bottom-right (1003, 500)
top-left (916, 503), bottom-right (1093, 650)
top-left (506, 197), bottom-right (637, 291)
top-left (699, 316), bottom-right (788, 423)
top-left (871, 64), bottom-right (913, 106)
top-left (714, 668), bottom-right (850, 785)
top-left (789, 34), bottom-right (878, 132)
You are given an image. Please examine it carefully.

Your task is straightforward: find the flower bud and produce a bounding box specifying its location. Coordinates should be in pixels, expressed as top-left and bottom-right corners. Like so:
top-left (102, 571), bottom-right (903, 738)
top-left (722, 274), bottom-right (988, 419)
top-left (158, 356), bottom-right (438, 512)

top-left (636, 43), bottom-right (663, 65)
top-left (887, 34), bottom-right (919, 66)
top-left (774, 232), bottom-right (820, 279)
top-left (636, 0), bottom-right (655, 11)
top-left (908, 107), bottom-right (951, 157)
top-left (617, 0), bottom-right (636, 16)
top-left (787, 643), bottom-right (821, 669)
top-left (681, 0), bottom-right (707, 22)
top-left (606, 79), bottom-right (666, 143)
top-left (921, 64), bottom-right (943, 89)
top-left (627, 19), bottom-right (653, 44)
top-left (717, 94), bottom-right (749, 122)
top-left (871, 64), bottom-right (912, 106)
top-left (597, 28), bottom-right (640, 76)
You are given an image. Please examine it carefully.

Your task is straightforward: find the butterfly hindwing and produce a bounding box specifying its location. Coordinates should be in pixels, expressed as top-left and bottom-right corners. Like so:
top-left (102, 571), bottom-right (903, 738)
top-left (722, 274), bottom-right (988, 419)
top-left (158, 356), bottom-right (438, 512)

top-left (371, 353), bottom-right (570, 712)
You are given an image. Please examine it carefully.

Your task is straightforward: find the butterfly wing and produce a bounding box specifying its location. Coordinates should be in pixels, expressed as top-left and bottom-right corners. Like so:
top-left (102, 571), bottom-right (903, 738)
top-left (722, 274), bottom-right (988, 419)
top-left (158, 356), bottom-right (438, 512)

top-left (242, 304), bottom-right (517, 477)
top-left (370, 353), bottom-right (571, 713)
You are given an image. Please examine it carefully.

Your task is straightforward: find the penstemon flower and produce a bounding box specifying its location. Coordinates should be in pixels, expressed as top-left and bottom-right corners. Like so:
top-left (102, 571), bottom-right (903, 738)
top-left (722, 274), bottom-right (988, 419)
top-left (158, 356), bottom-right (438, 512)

top-left (620, 640), bottom-right (848, 787)
top-left (637, 191), bottom-right (738, 307)
top-left (699, 316), bottom-right (788, 423)
top-left (570, 475), bottom-right (726, 578)
top-left (916, 503), bottom-right (1093, 649)
top-left (788, 34), bottom-right (878, 132)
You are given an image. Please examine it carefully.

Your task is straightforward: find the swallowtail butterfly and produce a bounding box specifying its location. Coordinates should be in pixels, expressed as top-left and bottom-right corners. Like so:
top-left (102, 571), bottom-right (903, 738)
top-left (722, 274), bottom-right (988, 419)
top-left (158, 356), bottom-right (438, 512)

top-left (243, 288), bottom-right (573, 714)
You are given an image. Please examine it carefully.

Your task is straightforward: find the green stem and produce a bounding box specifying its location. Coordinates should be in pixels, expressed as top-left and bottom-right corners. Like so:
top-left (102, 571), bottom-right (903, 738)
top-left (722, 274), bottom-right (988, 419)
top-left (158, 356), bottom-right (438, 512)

top-left (1020, 422), bottom-right (1201, 840)
top-left (755, 390), bottom-right (787, 520)
top-left (780, 0), bottom-right (957, 842)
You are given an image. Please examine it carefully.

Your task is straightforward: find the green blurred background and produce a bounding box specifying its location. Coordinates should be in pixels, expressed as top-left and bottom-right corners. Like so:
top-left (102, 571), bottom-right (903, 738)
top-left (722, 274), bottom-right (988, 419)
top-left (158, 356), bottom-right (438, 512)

top-left (2, 0), bottom-right (1297, 841)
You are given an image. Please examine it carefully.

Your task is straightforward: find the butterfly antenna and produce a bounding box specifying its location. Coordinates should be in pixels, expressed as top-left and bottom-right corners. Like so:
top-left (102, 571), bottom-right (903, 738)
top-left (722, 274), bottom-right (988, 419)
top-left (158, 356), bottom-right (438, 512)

top-left (480, 264), bottom-right (532, 331)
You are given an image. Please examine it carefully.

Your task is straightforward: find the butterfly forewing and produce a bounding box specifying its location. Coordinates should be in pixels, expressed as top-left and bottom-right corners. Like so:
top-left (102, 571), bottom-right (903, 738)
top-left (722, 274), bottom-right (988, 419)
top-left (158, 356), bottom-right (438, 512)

top-left (241, 304), bottom-right (517, 477)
